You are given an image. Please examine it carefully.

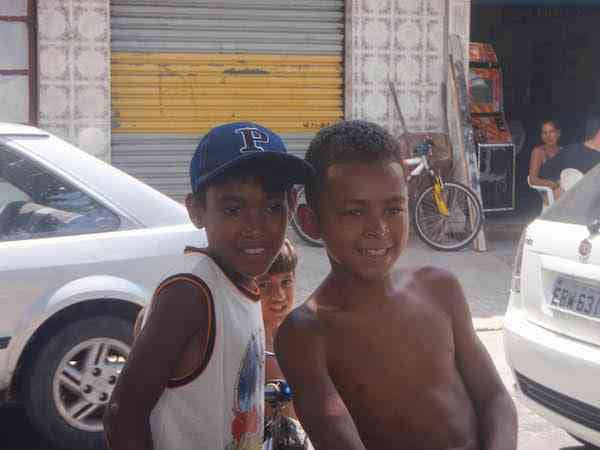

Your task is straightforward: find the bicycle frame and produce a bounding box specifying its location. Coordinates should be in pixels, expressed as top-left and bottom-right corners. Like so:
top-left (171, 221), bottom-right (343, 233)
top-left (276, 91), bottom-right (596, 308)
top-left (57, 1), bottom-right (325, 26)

top-left (264, 353), bottom-right (294, 449)
top-left (404, 154), bottom-right (450, 216)
top-left (264, 379), bottom-right (304, 450)
top-left (404, 155), bottom-right (429, 182)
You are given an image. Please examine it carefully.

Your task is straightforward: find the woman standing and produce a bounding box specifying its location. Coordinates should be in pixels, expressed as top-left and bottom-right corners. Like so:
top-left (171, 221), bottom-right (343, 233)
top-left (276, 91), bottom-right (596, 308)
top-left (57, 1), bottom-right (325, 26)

top-left (529, 120), bottom-right (562, 204)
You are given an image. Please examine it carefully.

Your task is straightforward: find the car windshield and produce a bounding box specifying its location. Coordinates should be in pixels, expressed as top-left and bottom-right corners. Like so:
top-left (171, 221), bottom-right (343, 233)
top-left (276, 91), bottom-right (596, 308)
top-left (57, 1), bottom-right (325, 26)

top-left (541, 163), bottom-right (600, 226)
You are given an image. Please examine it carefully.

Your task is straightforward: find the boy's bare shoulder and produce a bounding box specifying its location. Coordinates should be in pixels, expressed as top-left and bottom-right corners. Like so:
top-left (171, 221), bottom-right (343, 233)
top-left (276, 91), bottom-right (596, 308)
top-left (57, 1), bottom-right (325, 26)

top-left (276, 298), bottom-right (323, 352)
top-left (411, 265), bottom-right (460, 286)
top-left (280, 298), bottom-right (319, 333)
top-left (398, 265), bottom-right (465, 307)
top-left (395, 264), bottom-right (459, 285)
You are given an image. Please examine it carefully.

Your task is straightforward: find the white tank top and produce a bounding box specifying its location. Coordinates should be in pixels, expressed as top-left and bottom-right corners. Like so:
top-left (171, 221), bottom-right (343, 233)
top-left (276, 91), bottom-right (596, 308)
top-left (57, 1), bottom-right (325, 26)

top-left (144, 252), bottom-right (265, 450)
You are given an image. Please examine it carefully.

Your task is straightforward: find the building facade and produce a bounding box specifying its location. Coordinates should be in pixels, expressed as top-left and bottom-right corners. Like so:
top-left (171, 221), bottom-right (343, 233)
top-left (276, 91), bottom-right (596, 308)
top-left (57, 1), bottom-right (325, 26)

top-left (2, 0), bottom-right (471, 200)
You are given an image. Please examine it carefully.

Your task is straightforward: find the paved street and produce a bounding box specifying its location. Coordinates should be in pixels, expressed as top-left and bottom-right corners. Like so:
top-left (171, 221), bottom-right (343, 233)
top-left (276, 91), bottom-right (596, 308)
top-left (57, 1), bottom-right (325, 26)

top-left (0, 230), bottom-right (586, 450)
top-left (0, 331), bottom-right (584, 450)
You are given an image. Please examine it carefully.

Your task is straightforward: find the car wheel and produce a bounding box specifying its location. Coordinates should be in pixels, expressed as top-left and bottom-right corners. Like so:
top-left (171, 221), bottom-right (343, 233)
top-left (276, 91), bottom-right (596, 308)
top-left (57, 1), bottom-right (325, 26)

top-left (24, 315), bottom-right (132, 450)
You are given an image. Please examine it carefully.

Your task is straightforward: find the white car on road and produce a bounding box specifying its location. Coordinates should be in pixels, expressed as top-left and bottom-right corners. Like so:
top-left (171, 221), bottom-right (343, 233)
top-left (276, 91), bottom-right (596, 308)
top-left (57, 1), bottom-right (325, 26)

top-left (0, 123), bottom-right (205, 450)
top-left (505, 164), bottom-right (600, 448)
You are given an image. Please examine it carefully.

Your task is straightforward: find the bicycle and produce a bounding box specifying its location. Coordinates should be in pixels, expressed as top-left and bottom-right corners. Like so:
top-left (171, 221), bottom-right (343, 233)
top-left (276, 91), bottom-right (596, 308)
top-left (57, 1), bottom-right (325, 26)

top-left (406, 139), bottom-right (483, 251)
top-left (263, 353), bottom-right (312, 450)
top-left (291, 139), bottom-right (483, 251)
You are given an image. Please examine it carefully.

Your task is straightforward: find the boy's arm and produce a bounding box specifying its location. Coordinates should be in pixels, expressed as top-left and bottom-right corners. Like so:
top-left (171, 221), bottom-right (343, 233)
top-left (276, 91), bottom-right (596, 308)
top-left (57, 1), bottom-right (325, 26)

top-left (275, 308), bottom-right (366, 450)
top-left (104, 280), bottom-right (211, 450)
top-left (441, 272), bottom-right (518, 450)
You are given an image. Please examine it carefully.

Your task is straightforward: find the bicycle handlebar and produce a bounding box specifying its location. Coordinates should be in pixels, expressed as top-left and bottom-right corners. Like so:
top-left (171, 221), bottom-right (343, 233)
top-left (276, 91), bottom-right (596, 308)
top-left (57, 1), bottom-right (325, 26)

top-left (414, 139), bottom-right (434, 157)
top-left (264, 352), bottom-right (293, 406)
top-left (265, 379), bottom-right (293, 405)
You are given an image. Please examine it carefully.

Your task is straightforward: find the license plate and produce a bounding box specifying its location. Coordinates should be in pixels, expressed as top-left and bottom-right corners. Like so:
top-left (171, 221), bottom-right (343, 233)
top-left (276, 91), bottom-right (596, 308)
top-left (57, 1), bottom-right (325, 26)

top-left (549, 277), bottom-right (600, 319)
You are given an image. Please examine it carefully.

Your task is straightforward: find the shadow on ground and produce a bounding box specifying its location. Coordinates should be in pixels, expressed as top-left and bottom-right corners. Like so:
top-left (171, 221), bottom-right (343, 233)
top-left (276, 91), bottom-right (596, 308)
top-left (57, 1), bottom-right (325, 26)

top-left (0, 405), bottom-right (60, 450)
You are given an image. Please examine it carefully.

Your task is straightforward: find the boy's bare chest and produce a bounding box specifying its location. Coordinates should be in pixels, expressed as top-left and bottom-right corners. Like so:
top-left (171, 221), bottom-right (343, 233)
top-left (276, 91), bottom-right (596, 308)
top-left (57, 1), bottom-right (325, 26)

top-left (313, 289), bottom-right (479, 449)
top-left (322, 300), bottom-right (456, 393)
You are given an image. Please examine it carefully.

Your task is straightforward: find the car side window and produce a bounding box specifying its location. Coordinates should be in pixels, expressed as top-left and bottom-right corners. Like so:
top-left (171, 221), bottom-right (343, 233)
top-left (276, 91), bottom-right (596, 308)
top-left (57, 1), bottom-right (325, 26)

top-left (0, 144), bottom-right (120, 241)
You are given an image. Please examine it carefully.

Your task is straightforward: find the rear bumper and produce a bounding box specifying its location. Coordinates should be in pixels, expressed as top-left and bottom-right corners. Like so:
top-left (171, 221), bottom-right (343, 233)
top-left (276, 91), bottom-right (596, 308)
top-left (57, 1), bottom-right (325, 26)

top-left (504, 298), bottom-right (600, 446)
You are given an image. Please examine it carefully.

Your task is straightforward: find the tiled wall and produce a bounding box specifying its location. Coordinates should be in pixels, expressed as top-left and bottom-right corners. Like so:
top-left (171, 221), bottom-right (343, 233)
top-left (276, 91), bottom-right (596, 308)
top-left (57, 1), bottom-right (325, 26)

top-left (37, 0), bottom-right (111, 161)
top-left (346, 0), bottom-right (448, 135)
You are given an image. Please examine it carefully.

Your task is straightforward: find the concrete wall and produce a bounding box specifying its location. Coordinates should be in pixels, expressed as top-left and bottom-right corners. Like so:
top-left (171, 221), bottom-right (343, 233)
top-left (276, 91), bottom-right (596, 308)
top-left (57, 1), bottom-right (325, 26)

top-left (34, 0), bottom-right (474, 161)
top-left (37, 0), bottom-right (111, 161)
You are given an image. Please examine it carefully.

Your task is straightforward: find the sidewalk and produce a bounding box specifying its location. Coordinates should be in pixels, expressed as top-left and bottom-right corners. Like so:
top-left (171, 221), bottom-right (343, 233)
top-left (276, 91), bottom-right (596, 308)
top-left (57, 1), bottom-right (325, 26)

top-left (291, 218), bottom-right (525, 332)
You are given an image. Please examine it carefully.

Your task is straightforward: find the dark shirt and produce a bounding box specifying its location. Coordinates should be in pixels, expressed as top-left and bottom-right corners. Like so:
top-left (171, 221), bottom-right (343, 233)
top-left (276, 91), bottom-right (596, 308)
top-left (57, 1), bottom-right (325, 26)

top-left (539, 142), bottom-right (600, 181)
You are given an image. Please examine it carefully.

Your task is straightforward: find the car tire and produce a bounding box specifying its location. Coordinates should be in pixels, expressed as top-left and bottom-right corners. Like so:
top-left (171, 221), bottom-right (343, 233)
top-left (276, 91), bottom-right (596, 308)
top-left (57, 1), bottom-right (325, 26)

top-left (24, 315), bottom-right (133, 450)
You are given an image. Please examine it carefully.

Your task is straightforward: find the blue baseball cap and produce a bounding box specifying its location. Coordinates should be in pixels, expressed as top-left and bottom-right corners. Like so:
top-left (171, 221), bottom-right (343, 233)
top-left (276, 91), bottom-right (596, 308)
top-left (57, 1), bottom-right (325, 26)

top-left (190, 122), bottom-right (314, 193)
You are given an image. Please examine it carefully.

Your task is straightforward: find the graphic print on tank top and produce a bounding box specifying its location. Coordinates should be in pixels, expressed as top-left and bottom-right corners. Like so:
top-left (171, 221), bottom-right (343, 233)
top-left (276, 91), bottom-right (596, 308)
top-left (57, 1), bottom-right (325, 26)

top-left (227, 332), bottom-right (264, 450)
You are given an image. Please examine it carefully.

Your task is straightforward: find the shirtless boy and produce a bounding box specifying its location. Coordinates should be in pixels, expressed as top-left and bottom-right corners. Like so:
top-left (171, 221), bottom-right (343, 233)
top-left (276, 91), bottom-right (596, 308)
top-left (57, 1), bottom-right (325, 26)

top-left (275, 120), bottom-right (517, 450)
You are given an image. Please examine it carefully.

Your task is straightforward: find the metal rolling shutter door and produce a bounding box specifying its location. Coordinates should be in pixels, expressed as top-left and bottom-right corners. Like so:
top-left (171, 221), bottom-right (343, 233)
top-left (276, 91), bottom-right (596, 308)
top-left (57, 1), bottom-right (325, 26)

top-left (110, 0), bottom-right (344, 201)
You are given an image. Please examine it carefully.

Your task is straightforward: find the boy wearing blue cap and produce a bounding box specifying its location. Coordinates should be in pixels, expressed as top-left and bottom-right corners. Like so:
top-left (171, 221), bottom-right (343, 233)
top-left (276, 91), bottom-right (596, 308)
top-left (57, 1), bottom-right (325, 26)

top-left (104, 122), bottom-right (313, 450)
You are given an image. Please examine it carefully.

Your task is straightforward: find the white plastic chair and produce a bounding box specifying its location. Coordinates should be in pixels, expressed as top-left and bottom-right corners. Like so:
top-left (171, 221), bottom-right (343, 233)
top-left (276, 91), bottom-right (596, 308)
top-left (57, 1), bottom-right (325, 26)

top-left (560, 168), bottom-right (584, 192)
top-left (527, 176), bottom-right (554, 209)
top-left (528, 169), bottom-right (584, 211)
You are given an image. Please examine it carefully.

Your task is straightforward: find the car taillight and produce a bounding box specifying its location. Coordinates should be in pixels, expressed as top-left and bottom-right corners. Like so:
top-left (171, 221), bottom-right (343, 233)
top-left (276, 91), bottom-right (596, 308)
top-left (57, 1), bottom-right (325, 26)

top-left (511, 229), bottom-right (529, 293)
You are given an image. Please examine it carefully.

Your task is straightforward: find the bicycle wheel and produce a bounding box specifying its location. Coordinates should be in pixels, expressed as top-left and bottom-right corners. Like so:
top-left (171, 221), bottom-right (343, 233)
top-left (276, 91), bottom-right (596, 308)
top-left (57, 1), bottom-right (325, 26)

top-left (413, 181), bottom-right (483, 251)
top-left (290, 186), bottom-right (324, 247)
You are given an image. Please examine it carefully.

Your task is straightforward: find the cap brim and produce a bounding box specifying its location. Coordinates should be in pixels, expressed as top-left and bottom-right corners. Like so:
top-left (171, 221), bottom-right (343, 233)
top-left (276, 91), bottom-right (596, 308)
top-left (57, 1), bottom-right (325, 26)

top-left (193, 151), bottom-right (314, 192)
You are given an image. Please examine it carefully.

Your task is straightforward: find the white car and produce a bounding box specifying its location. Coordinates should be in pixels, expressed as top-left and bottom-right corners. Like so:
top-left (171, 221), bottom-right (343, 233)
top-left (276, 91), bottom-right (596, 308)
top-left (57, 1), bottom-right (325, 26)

top-left (0, 123), bottom-right (205, 449)
top-left (504, 164), bottom-right (600, 448)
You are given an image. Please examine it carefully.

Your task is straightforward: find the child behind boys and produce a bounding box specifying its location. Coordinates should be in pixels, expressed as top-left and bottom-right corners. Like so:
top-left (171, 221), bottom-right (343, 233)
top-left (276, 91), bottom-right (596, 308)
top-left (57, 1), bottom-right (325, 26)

top-left (259, 238), bottom-right (297, 380)
top-left (258, 238), bottom-right (313, 449)
top-left (275, 120), bottom-right (517, 450)
top-left (104, 122), bottom-right (313, 450)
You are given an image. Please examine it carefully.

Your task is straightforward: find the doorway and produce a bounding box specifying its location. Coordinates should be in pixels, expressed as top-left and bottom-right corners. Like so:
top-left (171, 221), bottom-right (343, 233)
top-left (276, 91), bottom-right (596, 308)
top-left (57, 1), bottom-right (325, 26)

top-left (471, 3), bottom-right (600, 215)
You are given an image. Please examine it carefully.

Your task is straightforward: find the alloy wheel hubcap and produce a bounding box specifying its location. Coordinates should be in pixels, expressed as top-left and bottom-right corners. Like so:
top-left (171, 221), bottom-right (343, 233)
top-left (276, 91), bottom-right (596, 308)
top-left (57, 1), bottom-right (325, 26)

top-left (52, 338), bottom-right (130, 432)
